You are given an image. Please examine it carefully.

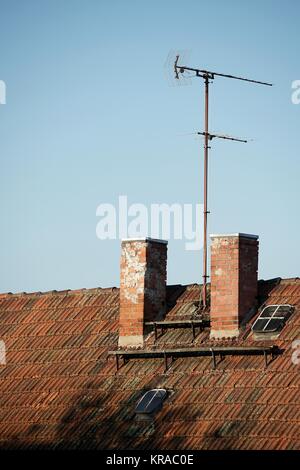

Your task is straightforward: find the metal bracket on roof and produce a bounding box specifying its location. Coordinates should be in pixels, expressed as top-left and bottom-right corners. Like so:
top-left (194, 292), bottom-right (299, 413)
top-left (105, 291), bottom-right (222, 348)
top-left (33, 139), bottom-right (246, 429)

top-left (266, 346), bottom-right (281, 368)
top-left (145, 319), bottom-right (210, 344)
top-left (210, 348), bottom-right (216, 369)
top-left (163, 351), bottom-right (168, 373)
top-left (154, 322), bottom-right (158, 342)
top-left (163, 351), bottom-right (174, 373)
top-left (107, 345), bottom-right (280, 373)
top-left (191, 321), bottom-right (196, 340)
top-left (264, 350), bottom-right (268, 368)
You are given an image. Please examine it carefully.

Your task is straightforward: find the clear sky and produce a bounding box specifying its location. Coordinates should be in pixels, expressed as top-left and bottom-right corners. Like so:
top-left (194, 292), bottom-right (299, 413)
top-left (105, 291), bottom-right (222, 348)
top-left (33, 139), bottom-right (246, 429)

top-left (0, 0), bottom-right (299, 293)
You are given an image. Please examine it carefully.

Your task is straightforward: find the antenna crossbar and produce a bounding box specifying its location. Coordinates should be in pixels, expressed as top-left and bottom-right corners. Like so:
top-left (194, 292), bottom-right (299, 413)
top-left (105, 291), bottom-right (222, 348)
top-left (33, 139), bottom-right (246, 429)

top-left (197, 132), bottom-right (247, 143)
top-left (175, 57), bottom-right (273, 86)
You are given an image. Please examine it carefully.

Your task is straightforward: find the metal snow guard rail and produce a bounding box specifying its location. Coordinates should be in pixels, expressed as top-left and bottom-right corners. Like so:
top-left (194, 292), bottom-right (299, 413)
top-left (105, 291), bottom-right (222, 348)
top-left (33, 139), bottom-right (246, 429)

top-left (107, 345), bottom-right (279, 372)
top-left (144, 319), bottom-right (210, 341)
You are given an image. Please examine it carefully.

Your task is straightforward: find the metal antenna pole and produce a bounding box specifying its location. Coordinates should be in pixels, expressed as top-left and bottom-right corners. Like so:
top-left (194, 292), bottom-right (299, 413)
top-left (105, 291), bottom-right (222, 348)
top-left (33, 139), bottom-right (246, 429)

top-left (198, 129), bottom-right (248, 307)
top-left (203, 75), bottom-right (209, 308)
top-left (172, 54), bottom-right (272, 310)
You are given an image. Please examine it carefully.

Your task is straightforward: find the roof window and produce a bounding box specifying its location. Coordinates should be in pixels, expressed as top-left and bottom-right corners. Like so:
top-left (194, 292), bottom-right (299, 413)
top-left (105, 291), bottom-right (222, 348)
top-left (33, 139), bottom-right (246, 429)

top-left (135, 389), bottom-right (167, 419)
top-left (252, 304), bottom-right (294, 334)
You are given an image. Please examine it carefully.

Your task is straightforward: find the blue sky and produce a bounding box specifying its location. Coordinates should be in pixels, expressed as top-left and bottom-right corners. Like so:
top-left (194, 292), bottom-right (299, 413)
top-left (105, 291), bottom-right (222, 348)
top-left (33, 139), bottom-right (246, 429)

top-left (0, 0), bottom-right (299, 292)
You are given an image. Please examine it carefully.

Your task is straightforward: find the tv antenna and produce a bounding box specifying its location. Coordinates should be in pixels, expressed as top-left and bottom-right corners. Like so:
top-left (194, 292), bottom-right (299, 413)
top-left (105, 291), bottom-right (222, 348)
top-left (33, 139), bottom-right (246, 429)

top-left (168, 51), bottom-right (272, 309)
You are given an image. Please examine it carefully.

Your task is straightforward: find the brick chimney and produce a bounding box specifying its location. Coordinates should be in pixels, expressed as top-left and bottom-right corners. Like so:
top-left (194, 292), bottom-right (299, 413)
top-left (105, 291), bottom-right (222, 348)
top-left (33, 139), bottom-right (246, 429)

top-left (119, 238), bottom-right (167, 348)
top-left (210, 233), bottom-right (259, 339)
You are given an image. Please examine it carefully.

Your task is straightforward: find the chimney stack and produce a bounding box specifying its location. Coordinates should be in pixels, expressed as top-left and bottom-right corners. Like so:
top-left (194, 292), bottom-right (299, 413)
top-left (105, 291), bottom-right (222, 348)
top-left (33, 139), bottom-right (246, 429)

top-left (210, 233), bottom-right (259, 339)
top-left (119, 238), bottom-right (167, 348)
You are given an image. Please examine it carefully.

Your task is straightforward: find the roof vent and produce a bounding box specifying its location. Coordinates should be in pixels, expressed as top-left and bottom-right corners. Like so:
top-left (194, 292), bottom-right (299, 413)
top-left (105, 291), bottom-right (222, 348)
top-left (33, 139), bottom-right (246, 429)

top-left (135, 389), bottom-right (167, 419)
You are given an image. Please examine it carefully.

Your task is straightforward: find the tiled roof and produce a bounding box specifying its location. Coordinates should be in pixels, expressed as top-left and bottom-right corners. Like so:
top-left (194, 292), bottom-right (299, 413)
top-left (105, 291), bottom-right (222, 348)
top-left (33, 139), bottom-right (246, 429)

top-left (0, 279), bottom-right (300, 449)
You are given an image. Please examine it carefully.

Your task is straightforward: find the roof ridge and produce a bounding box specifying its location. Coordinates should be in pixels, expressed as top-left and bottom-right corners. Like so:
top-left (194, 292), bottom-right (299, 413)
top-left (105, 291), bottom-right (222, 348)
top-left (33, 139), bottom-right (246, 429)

top-left (0, 286), bottom-right (119, 298)
top-left (0, 277), bottom-right (299, 299)
top-left (279, 277), bottom-right (300, 284)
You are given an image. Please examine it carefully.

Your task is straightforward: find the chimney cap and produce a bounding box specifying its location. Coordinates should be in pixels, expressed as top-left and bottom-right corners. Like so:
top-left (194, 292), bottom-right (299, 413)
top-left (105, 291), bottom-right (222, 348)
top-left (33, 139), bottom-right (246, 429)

top-left (210, 233), bottom-right (258, 240)
top-left (121, 237), bottom-right (168, 245)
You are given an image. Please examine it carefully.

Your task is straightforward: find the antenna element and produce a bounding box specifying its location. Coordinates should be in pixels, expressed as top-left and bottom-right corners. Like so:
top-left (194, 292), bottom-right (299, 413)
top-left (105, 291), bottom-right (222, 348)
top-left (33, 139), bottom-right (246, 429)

top-left (172, 53), bottom-right (272, 309)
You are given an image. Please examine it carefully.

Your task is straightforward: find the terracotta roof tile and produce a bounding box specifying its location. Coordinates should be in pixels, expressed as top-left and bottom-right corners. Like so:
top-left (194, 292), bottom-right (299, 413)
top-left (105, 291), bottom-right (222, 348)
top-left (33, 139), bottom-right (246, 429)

top-left (0, 279), bottom-right (299, 449)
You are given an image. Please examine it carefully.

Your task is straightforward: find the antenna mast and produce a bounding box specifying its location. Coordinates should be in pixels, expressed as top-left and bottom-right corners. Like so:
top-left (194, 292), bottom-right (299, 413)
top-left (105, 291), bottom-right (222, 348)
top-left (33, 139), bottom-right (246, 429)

top-left (173, 55), bottom-right (272, 310)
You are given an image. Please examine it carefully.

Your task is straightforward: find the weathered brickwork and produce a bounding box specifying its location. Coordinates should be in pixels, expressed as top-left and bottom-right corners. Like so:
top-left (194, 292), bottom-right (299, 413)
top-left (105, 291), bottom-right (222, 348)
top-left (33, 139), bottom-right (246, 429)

top-left (119, 238), bottom-right (167, 347)
top-left (210, 234), bottom-right (259, 339)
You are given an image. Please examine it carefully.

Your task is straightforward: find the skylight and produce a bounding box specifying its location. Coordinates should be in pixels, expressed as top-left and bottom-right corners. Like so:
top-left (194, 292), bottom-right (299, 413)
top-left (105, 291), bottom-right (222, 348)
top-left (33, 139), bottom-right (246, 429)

top-left (252, 304), bottom-right (294, 334)
top-left (135, 389), bottom-right (167, 416)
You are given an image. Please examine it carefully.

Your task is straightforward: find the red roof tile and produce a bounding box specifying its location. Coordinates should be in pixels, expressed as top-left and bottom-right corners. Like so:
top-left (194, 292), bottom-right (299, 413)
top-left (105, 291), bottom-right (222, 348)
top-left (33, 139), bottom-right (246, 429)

top-left (0, 279), bottom-right (299, 449)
